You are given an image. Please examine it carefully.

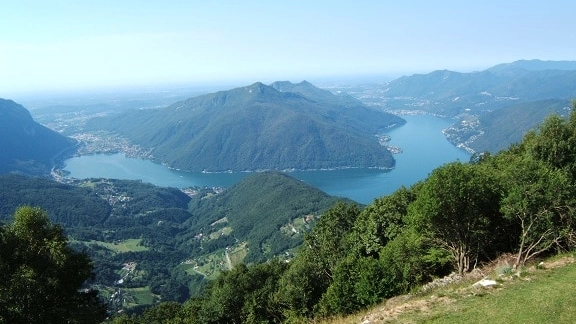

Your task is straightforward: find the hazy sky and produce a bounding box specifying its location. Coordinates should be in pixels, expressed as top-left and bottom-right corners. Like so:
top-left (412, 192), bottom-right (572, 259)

top-left (2, 1), bottom-right (575, 95)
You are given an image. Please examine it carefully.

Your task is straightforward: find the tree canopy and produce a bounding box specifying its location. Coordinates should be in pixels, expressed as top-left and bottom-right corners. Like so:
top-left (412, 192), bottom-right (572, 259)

top-left (0, 206), bottom-right (106, 324)
top-left (409, 162), bottom-right (504, 274)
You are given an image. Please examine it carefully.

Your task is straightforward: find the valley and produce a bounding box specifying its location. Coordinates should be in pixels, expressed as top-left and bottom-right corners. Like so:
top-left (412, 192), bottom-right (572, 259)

top-left (2, 60), bottom-right (576, 321)
top-left (3, 1), bottom-right (576, 322)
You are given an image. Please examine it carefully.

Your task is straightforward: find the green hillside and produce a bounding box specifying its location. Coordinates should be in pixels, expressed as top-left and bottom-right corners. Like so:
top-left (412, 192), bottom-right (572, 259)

top-left (85, 81), bottom-right (404, 172)
top-left (0, 99), bottom-right (77, 175)
top-left (182, 171), bottom-right (351, 263)
top-left (0, 174), bottom-right (111, 226)
top-left (444, 99), bottom-right (572, 153)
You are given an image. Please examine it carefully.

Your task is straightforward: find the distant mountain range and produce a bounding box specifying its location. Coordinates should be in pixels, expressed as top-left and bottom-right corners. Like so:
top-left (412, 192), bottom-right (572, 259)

top-left (382, 60), bottom-right (576, 117)
top-left (378, 59), bottom-right (576, 153)
top-left (0, 99), bottom-right (76, 174)
top-left (86, 81), bottom-right (405, 172)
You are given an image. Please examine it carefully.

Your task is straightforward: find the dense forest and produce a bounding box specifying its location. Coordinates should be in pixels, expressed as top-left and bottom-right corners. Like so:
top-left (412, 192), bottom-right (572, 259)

top-left (0, 171), bottom-right (346, 313)
top-left (111, 102), bottom-right (576, 323)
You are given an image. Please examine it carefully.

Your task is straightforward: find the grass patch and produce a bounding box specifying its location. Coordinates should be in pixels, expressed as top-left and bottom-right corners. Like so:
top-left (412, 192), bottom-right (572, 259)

top-left (211, 217), bottom-right (228, 226)
top-left (280, 215), bottom-right (315, 237)
top-left (94, 238), bottom-right (149, 253)
top-left (208, 226), bottom-right (232, 240)
top-left (323, 255), bottom-right (576, 324)
top-left (228, 242), bottom-right (248, 265)
top-left (395, 262), bottom-right (576, 323)
top-left (79, 180), bottom-right (97, 188)
top-left (124, 286), bottom-right (155, 306)
top-left (183, 252), bottom-right (227, 280)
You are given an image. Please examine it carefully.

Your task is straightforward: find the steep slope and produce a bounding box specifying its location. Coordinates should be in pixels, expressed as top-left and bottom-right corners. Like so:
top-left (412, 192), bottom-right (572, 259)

top-left (183, 171), bottom-right (352, 263)
top-left (444, 99), bottom-right (572, 153)
top-left (0, 99), bottom-right (76, 174)
top-left (86, 81), bottom-right (405, 172)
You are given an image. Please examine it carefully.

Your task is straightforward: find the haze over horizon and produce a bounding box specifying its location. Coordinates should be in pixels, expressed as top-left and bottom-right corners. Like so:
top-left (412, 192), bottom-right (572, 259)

top-left (2, 1), bottom-right (575, 96)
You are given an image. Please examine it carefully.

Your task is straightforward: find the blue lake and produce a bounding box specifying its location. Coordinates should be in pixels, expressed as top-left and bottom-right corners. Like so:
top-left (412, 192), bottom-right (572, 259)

top-left (63, 115), bottom-right (470, 204)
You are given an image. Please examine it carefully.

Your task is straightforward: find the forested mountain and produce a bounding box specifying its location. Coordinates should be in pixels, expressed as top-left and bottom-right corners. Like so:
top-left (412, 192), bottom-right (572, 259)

top-left (381, 60), bottom-right (576, 117)
top-left (371, 60), bottom-right (576, 154)
top-left (182, 171), bottom-right (350, 263)
top-left (445, 99), bottom-right (572, 153)
top-left (85, 81), bottom-right (405, 172)
top-left (0, 99), bottom-right (76, 174)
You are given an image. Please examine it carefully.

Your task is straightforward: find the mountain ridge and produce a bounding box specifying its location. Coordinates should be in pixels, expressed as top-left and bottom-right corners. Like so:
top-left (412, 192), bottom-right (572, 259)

top-left (86, 81), bottom-right (405, 172)
top-left (381, 59), bottom-right (576, 116)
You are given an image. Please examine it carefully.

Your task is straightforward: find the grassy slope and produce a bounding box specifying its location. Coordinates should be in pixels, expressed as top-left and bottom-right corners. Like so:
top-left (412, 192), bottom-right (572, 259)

top-left (326, 254), bottom-right (576, 324)
top-left (420, 263), bottom-right (576, 323)
top-left (87, 238), bottom-right (149, 253)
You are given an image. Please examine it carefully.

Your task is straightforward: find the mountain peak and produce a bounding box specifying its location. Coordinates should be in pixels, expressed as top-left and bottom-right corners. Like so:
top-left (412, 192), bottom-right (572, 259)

top-left (270, 80), bottom-right (313, 92)
top-left (271, 80), bottom-right (363, 107)
top-left (243, 82), bottom-right (280, 96)
top-left (0, 98), bottom-right (33, 123)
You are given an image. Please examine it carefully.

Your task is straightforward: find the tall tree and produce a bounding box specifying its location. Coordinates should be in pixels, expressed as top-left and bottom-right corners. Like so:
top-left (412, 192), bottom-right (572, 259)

top-left (499, 155), bottom-right (574, 268)
top-left (0, 206), bottom-right (106, 324)
top-left (409, 162), bottom-right (504, 274)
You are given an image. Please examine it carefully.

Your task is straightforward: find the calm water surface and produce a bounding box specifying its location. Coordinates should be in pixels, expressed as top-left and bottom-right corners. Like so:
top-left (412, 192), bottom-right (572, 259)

top-left (64, 115), bottom-right (470, 204)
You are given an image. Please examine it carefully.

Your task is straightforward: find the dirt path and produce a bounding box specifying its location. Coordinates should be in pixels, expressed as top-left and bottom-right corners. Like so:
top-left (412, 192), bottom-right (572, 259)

top-left (225, 250), bottom-right (232, 270)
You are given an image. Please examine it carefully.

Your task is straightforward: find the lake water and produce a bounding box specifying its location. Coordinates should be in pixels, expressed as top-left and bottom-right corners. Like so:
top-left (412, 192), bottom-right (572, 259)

top-left (63, 115), bottom-right (470, 204)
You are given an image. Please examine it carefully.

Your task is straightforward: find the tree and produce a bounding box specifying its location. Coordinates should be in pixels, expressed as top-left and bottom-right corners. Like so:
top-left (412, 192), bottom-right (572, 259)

top-left (499, 154), bottom-right (575, 268)
top-left (304, 202), bottom-right (360, 280)
top-left (409, 162), bottom-right (504, 274)
top-left (316, 254), bottom-right (385, 316)
top-left (378, 228), bottom-right (452, 295)
top-left (351, 186), bottom-right (416, 257)
top-left (140, 301), bottom-right (182, 324)
top-left (276, 202), bottom-right (360, 318)
top-left (0, 206), bottom-right (106, 324)
top-left (491, 105), bottom-right (576, 268)
top-left (527, 110), bottom-right (576, 177)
